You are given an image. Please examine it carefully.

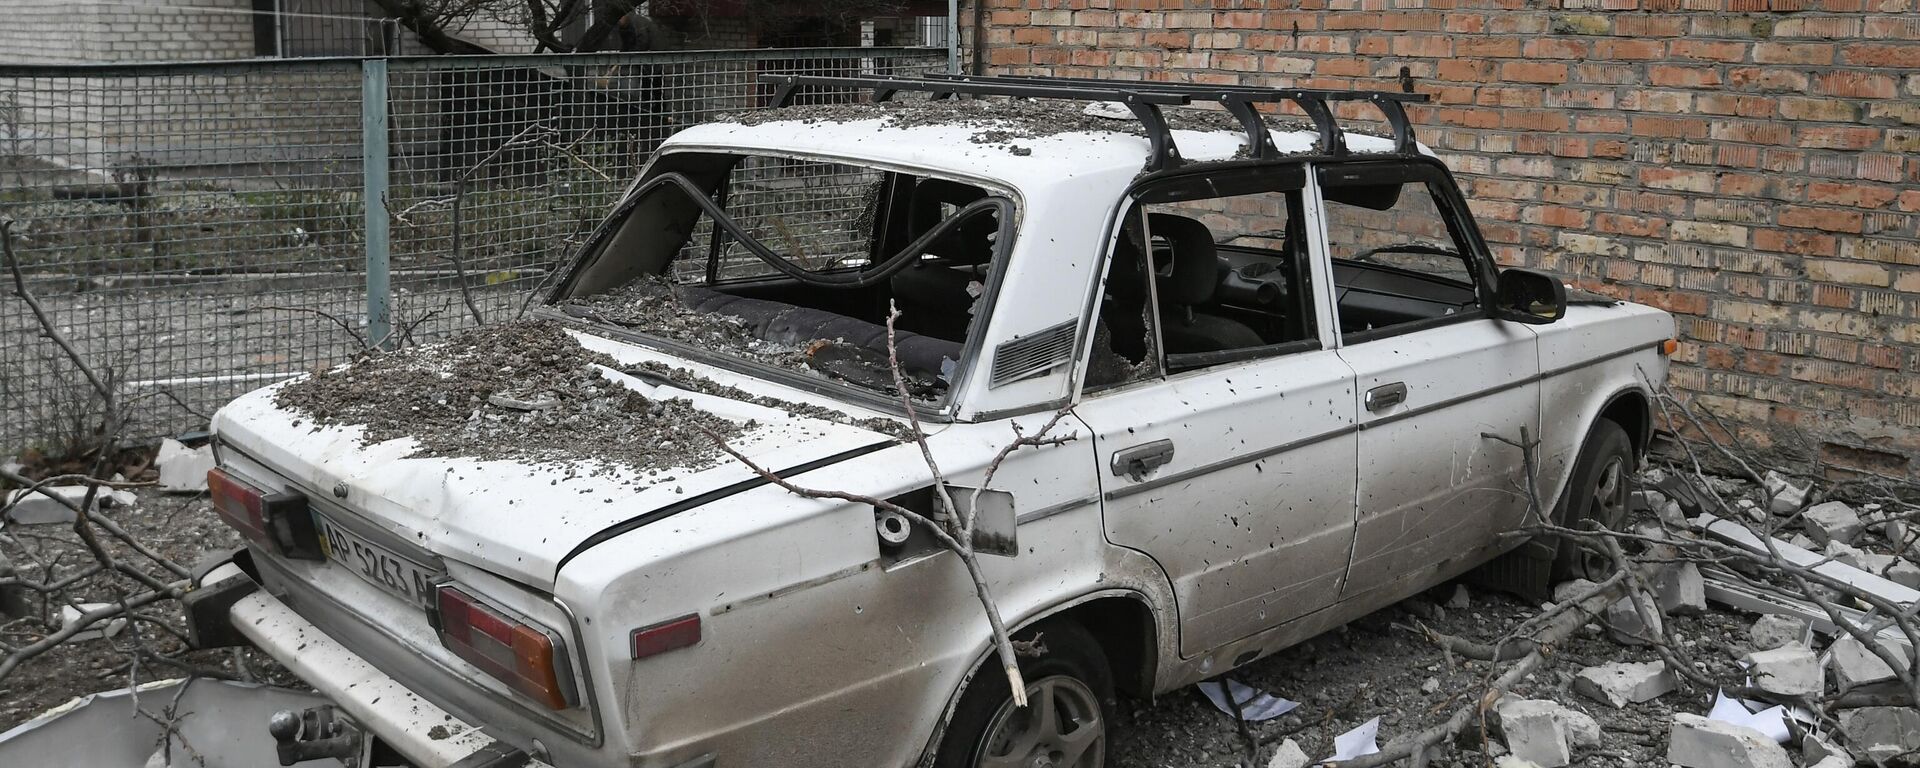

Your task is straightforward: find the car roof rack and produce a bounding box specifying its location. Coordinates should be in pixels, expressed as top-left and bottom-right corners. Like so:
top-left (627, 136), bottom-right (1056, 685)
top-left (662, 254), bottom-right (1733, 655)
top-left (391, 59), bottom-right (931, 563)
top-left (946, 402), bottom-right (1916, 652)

top-left (759, 73), bottom-right (1429, 171)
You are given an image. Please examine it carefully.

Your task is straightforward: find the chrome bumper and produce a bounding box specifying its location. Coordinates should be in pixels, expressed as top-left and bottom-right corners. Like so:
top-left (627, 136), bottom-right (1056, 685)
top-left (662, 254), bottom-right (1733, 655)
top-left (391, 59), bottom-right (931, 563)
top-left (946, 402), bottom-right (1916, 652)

top-left (198, 562), bottom-right (553, 768)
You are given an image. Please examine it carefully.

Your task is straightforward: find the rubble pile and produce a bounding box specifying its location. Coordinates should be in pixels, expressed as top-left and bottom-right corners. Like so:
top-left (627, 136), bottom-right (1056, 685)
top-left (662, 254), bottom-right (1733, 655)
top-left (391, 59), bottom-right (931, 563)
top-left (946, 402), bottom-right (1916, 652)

top-left (275, 320), bottom-right (742, 471)
top-left (1152, 466), bottom-right (1920, 768)
top-left (560, 277), bottom-right (818, 373)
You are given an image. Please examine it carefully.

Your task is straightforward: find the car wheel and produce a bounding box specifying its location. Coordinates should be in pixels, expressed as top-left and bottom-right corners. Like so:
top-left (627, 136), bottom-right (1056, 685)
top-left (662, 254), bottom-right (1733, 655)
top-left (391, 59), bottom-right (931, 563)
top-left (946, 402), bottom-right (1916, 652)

top-left (935, 620), bottom-right (1113, 768)
top-left (1551, 418), bottom-right (1634, 582)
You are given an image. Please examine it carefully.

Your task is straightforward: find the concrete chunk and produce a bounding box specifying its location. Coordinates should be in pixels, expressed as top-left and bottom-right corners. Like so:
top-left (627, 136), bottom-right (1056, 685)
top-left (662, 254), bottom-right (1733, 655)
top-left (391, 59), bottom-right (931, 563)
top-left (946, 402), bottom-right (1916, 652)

top-left (1573, 660), bottom-right (1678, 708)
top-left (1667, 713), bottom-right (1792, 768)
top-left (1267, 738), bottom-right (1309, 768)
top-left (1829, 634), bottom-right (1912, 692)
top-left (1765, 470), bottom-right (1811, 515)
top-left (1603, 594), bottom-right (1663, 646)
top-left (59, 602), bottom-right (128, 641)
top-left (1655, 562), bottom-right (1707, 614)
top-left (1743, 646), bottom-right (1823, 697)
top-left (1748, 614), bottom-right (1810, 651)
top-left (1887, 559), bottom-right (1920, 590)
top-left (1802, 733), bottom-right (1851, 767)
top-left (1802, 501), bottom-right (1863, 546)
top-left (1494, 698), bottom-right (1573, 767)
top-left (156, 438), bottom-right (215, 493)
top-left (1551, 579), bottom-right (1598, 605)
top-left (1839, 707), bottom-right (1920, 766)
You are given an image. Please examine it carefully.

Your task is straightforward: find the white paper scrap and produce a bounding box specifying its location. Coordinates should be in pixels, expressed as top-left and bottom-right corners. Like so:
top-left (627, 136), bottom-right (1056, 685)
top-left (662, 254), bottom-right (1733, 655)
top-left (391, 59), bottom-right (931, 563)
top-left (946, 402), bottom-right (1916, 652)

top-left (1707, 690), bottom-right (1791, 744)
top-left (1197, 679), bottom-right (1299, 722)
top-left (1328, 716), bottom-right (1382, 762)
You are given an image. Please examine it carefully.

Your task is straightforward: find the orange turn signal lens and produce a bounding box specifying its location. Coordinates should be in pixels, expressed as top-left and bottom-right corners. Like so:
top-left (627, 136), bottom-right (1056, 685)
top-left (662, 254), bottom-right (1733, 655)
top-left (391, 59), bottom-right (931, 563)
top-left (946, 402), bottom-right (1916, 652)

top-left (1660, 339), bottom-right (1679, 356)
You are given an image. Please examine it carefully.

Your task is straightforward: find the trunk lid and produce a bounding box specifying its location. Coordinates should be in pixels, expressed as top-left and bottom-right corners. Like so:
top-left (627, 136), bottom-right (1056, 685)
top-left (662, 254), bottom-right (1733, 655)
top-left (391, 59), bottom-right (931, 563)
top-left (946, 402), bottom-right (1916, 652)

top-left (212, 331), bottom-right (898, 587)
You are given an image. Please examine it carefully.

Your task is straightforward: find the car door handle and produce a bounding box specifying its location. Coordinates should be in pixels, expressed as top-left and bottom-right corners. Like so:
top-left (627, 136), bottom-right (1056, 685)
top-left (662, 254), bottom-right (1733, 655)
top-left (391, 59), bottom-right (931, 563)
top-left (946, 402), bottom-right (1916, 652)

top-left (1365, 382), bottom-right (1408, 412)
top-left (1111, 440), bottom-right (1175, 481)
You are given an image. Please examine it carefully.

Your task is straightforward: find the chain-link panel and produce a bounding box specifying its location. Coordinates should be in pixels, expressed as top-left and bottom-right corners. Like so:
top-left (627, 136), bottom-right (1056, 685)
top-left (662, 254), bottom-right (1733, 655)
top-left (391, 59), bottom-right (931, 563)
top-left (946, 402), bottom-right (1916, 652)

top-left (0, 47), bottom-right (943, 455)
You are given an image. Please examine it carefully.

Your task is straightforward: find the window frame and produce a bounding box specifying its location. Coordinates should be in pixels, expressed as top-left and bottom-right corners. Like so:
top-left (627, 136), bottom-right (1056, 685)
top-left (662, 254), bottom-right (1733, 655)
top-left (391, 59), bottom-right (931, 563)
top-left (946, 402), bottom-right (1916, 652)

top-left (541, 146), bottom-right (1024, 421)
top-left (1076, 160), bottom-right (1332, 399)
top-left (1313, 156), bottom-right (1502, 346)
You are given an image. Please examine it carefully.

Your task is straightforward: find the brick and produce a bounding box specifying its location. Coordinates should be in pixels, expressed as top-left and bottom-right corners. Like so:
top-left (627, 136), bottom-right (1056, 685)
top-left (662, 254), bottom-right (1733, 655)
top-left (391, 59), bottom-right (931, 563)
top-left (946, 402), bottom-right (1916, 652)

top-left (1502, 61), bottom-right (1570, 83)
top-left (1755, 42), bottom-right (1836, 65)
top-left (1781, 206), bottom-right (1866, 233)
top-left (1674, 221), bottom-right (1751, 247)
top-left (1807, 182), bottom-right (1900, 209)
top-left (1669, 40), bottom-right (1747, 62)
top-left (1808, 260), bottom-right (1894, 286)
top-left (1779, 96), bottom-right (1860, 122)
top-left (1812, 71), bottom-right (1900, 99)
top-left (1841, 43), bottom-right (1920, 68)
top-left (1729, 67), bottom-right (1810, 92)
top-left (1649, 65), bottom-right (1722, 88)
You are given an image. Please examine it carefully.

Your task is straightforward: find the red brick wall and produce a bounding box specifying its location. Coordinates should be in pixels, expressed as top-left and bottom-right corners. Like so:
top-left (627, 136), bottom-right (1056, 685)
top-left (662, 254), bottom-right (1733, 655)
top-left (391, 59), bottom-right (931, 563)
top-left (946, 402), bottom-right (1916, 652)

top-left (971, 0), bottom-right (1920, 481)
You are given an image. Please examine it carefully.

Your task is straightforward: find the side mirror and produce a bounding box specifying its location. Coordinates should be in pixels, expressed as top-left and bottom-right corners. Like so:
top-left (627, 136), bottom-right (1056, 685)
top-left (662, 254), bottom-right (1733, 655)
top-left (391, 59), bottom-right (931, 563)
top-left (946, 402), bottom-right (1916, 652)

top-left (1494, 268), bottom-right (1567, 325)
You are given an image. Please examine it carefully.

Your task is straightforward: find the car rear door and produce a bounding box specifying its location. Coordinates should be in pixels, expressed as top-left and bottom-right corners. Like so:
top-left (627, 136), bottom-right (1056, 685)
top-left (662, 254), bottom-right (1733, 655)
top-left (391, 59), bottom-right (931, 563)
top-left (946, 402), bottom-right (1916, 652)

top-left (1315, 159), bottom-right (1542, 604)
top-left (1074, 167), bottom-right (1360, 657)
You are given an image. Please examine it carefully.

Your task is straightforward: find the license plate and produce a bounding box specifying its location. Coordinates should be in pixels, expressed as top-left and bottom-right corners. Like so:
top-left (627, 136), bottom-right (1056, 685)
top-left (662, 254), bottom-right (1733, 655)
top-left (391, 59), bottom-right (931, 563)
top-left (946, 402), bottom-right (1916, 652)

top-left (315, 511), bottom-right (439, 610)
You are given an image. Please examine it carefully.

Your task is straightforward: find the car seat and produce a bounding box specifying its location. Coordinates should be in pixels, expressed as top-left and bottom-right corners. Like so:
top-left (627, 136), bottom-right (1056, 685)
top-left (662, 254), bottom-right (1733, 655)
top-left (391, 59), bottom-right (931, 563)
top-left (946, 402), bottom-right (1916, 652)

top-left (1149, 213), bottom-right (1265, 353)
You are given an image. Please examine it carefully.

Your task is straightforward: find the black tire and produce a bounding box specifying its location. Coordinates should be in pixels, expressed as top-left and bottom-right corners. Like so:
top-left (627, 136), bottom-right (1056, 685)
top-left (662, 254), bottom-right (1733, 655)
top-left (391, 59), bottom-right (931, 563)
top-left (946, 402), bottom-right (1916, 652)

top-left (934, 619), bottom-right (1114, 768)
top-left (1550, 418), bottom-right (1635, 582)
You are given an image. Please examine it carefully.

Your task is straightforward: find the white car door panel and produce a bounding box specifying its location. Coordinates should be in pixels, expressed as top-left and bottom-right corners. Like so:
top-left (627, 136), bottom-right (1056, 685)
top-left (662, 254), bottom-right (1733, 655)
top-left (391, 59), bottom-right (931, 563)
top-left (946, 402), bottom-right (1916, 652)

top-left (1337, 320), bottom-right (1540, 598)
top-left (1081, 349), bottom-right (1357, 656)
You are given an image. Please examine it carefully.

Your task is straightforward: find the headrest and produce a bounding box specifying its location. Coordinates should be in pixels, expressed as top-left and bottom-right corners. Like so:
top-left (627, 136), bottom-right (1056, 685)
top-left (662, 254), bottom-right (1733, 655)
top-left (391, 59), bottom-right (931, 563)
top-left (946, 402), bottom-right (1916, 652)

top-left (1149, 213), bottom-right (1218, 307)
top-left (909, 178), bottom-right (994, 264)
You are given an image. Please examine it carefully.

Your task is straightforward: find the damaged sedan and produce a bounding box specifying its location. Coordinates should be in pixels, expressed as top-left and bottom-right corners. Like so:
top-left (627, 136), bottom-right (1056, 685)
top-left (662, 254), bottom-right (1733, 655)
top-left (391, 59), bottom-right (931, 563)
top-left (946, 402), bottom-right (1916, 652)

top-left (188, 74), bottom-right (1677, 768)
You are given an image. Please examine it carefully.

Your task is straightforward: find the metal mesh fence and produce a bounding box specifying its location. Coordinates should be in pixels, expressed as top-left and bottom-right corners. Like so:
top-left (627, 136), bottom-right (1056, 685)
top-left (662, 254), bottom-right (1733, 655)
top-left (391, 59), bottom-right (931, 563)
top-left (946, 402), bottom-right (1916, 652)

top-left (0, 47), bottom-right (945, 456)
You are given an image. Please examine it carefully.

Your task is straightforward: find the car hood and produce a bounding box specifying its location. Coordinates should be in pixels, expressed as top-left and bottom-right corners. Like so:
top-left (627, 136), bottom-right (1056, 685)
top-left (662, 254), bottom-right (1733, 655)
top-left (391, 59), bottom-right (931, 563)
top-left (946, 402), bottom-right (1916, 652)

top-left (211, 336), bottom-right (898, 588)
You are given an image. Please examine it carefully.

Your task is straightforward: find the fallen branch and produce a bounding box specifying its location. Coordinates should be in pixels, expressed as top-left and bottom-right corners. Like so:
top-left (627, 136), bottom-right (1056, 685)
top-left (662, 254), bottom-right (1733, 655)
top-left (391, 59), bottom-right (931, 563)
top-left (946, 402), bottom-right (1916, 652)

top-left (703, 301), bottom-right (1079, 710)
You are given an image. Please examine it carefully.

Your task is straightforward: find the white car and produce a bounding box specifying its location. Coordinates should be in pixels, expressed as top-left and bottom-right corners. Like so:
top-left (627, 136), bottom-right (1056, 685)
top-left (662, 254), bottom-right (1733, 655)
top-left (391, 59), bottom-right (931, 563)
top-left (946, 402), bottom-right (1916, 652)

top-left (191, 75), bottom-right (1676, 768)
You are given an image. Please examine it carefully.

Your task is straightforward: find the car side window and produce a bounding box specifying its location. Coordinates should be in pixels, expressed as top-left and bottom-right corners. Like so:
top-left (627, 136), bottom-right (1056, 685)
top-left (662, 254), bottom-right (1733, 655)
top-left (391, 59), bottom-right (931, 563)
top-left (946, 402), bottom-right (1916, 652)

top-left (1140, 166), bottom-right (1318, 373)
top-left (1084, 206), bottom-right (1165, 392)
top-left (1319, 163), bottom-right (1484, 341)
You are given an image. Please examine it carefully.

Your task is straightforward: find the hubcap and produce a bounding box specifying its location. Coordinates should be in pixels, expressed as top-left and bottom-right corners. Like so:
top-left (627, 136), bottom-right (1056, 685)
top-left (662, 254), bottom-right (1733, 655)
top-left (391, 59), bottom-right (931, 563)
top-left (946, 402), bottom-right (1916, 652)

top-left (976, 675), bottom-right (1105, 768)
top-left (1580, 455), bottom-right (1630, 577)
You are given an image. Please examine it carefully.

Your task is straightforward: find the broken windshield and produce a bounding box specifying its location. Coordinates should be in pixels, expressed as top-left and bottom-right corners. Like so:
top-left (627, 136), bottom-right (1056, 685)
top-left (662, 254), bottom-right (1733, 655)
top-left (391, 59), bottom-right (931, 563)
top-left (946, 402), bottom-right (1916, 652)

top-left (551, 151), bottom-right (1013, 407)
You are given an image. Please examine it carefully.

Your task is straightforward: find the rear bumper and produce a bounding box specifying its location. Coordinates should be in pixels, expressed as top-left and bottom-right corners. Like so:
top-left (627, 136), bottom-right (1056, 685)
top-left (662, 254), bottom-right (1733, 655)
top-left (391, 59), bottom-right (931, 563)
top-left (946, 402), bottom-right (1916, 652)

top-left (195, 560), bottom-right (551, 768)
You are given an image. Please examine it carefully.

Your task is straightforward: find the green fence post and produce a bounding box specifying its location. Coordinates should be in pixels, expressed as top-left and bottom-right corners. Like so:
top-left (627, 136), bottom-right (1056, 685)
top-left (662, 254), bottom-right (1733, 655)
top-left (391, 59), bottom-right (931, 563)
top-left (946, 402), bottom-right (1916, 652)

top-left (361, 58), bottom-right (392, 348)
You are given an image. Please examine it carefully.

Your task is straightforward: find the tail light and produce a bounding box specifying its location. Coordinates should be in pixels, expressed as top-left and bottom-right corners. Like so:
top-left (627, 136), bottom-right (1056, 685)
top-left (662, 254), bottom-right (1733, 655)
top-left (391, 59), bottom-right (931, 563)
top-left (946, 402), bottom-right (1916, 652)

top-left (433, 585), bottom-right (577, 710)
top-left (207, 467), bottom-right (323, 560)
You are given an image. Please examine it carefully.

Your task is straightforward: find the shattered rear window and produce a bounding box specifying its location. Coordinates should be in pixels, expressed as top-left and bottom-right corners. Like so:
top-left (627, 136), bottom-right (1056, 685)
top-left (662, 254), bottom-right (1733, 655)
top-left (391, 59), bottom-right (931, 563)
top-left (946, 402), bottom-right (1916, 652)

top-left (553, 152), bottom-right (1013, 406)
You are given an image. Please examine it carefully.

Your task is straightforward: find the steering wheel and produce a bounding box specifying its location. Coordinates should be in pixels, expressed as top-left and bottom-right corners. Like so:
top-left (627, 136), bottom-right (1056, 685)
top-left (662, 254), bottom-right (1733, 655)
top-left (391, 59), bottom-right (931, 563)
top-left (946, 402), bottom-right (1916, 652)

top-left (1351, 242), bottom-right (1460, 264)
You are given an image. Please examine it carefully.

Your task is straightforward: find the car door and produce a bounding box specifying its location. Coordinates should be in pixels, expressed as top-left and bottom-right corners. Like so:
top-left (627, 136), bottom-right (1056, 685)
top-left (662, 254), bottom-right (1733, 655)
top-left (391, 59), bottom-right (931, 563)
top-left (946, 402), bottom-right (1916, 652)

top-left (1074, 166), bottom-right (1360, 657)
top-left (1314, 159), bottom-right (1542, 603)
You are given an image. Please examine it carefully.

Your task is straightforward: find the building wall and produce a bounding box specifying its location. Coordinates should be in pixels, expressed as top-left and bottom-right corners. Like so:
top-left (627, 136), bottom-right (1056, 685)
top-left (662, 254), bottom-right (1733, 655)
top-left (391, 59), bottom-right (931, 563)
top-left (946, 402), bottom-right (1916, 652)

top-left (0, 0), bottom-right (259, 64)
top-left (974, 0), bottom-right (1920, 481)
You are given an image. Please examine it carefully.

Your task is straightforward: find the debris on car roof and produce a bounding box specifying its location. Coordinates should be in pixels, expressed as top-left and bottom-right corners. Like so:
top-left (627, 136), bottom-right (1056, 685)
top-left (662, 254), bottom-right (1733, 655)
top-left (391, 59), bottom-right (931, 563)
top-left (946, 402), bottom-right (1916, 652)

top-left (719, 96), bottom-right (1269, 156)
top-left (274, 319), bottom-right (743, 472)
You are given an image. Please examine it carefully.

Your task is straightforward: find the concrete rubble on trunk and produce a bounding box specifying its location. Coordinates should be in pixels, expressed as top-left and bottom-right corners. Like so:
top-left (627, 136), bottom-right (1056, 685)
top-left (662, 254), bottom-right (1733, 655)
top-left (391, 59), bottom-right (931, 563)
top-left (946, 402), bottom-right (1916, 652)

top-left (1667, 713), bottom-right (1793, 768)
top-left (1572, 660), bottom-right (1678, 708)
